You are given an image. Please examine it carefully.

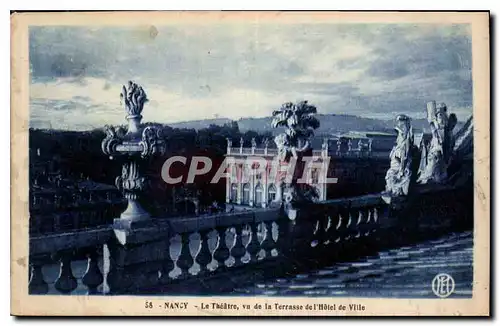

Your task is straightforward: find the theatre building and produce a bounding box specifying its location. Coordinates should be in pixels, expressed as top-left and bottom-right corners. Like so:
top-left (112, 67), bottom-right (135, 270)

top-left (224, 133), bottom-right (394, 209)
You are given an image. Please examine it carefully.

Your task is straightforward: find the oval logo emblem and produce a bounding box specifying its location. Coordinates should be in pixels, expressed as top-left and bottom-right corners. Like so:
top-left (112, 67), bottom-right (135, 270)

top-left (432, 273), bottom-right (455, 298)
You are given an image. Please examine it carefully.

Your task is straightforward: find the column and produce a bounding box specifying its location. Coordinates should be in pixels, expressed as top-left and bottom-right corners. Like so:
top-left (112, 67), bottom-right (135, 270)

top-left (262, 161), bottom-right (269, 208)
top-left (249, 162), bottom-right (255, 207)
top-left (225, 162), bottom-right (231, 203)
top-left (237, 162), bottom-right (243, 205)
top-left (321, 159), bottom-right (328, 201)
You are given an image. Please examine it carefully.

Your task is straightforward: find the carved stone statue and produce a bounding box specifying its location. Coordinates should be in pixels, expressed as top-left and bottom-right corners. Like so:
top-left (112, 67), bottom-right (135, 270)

top-left (417, 101), bottom-right (457, 184)
top-left (271, 100), bottom-right (319, 161)
top-left (251, 137), bottom-right (257, 148)
top-left (271, 100), bottom-right (320, 216)
top-left (321, 137), bottom-right (328, 151)
top-left (263, 137), bottom-right (269, 149)
top-left (101, 81), bottom-right (165, 224)
top-left (384, 114), bottom-right (414, 196)
top-left (120, 81), bottom-right (148, 134)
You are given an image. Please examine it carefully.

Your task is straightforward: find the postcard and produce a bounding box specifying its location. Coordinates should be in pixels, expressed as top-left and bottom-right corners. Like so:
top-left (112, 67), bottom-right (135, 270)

top-left (11, 11), bottom-right (490, 316)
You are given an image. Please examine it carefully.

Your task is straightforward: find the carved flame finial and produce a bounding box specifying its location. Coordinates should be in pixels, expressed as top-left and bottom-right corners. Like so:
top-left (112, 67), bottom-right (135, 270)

top-left (120, 81), bottom-right (148, 119)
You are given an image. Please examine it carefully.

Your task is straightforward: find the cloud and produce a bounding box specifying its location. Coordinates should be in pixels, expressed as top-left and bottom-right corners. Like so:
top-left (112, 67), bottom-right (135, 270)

top-left (29, 23), bottom-right (473, 130)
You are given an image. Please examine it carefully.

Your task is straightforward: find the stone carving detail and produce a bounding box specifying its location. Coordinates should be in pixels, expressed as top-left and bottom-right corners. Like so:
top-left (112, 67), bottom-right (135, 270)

top-left (114, 160), bottom-right (149, 221)
top-left (121, 81), bottom-right (148, 134)
top-left (384, 114), bottom-right (415, 196)
top-left (101, 81), bottom-right (165, 222)
top-left (263, 137), bottom-right (269, 149)
top-left (140, 126), bottom-right (165, 158)
top-left (101, 125), bottom-right (121, 156)
top-left (417, 101), bottom-right (457, 184)
top-left (272, 100), bottom-right (319, 161)
top-left (271, 101), bottom-right (320, 215)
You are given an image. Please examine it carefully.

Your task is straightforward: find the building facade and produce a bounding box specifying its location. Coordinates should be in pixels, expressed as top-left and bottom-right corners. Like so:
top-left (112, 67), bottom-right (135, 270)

top-left (224, 134), bottom-right (394, 208)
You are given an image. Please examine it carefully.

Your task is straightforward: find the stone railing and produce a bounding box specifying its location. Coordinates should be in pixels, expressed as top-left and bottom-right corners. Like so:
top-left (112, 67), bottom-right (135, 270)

top-left (28, 182), bottom-right (474, 295)
top-left (29, 226), bottom-right (113, 294)
top-left (226, 146), bottom-right (385, 159)
top-left (28, 194), bottom-right (392, 295)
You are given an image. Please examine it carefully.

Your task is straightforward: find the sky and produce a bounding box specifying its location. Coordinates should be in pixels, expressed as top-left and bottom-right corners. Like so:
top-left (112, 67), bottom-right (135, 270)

top-left (29, 23), bottom-right (473, 131)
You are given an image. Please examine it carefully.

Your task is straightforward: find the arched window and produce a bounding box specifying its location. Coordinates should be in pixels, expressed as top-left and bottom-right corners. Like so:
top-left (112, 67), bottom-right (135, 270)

top-left (242, 183), bottom-right (250, 205)
top-left (268, 184), bottom-right (276, 203)
top-left (230, 164), bottom-right (238, 182)
top-left (254, 183), bottom-right (263, 207)
top-left (230, 183), bottom-right (238, 203)
top-left (311, 169), bottom-right (319, 184)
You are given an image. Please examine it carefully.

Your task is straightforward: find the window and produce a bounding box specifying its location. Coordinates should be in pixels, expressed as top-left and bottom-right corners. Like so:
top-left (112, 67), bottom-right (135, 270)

top-left (311, 169), bottom-right (319, 184)
top-left (242, 183), bottom-right (250, 205)
top-left (268, 184), bottom-right (277, 203)
top-left (230, 184), bottom-right (238, 203)
top-left (254, 183), bottom-right (263, 206)
top-left (230, 164), bottom-right (238, 182)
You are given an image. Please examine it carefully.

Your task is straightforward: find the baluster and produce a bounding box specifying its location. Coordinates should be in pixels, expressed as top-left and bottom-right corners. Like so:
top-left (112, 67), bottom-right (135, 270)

top-left (188, 232), bottom-right (202, 276)
top-left (310, 219), bottom-right (321, 247)
top-left (168, 234), bottom-right (182, 279)
top-left (176, 233), bottom-right (194, 278)
top-left (159, 238), bottom-right (175, 285)
top-left (259, 222), bottom-right (275, 260)
top-left (326, 208), bottom-right (340, 245)
top-left (364, 208), bottom-right (372, 236)
top-left (28, 259), bottom-right (48, 294)
top-left (195, 230), bottom-right (212, 274)
top-left (104, 244), bottom-right (130, 294)
top-left (206, 229), bottom-right (220, 272)
top-left (256, 222), bottom-right (267, 261)
top-left (230, 225), bottom-right (246, 266)
top-left (213, 228), bottom-right (230, 269)
top-left (344, 210), bottom-right (354, 241)
top-left (323, 215), bottom-right (332, 245)
top-left (371, 206), bottom-right (380, 234)
top-left (334, 211), bottom-right (345, 243)
top-left (82, 249), bottom-right (103, 294)
top-left (270, 221), bottom-right (279, 257)
top-left (224, 227), bottom-right (237, 267)
top-left (54, 251), bottom-right (78, 294)
top-left (355, 209), bottom-right (364, 238)
top-left (240, 224), bottom-right (252, 264)
top-left (245, 223), bottom-right (260, 263)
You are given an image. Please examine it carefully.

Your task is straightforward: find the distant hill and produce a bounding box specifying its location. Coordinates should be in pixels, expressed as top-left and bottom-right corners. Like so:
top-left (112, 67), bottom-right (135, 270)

top-left (166, 118), bottom-right (234, 130)
top-left (168, 114), bottom-right (465, 136)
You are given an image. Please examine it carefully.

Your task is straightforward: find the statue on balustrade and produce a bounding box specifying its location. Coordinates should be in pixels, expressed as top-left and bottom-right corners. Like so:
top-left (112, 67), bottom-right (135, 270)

top-left (101, 81), bottom-right (165, 223)
top-left (271, 100), bottom-right (319, 161)
top-left (417, 101), bottom-right (457, 185)
top-left (271, 100), bottom-right (320, 215)
top-left (263, 137), bottom-right (269, 149)
top-left (384, 114), bottom-right (417, 197)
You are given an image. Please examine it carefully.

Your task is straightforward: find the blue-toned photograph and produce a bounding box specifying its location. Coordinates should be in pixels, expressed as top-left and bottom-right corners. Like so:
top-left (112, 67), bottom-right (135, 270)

top-left (27, 20), bottom-right (475, 301)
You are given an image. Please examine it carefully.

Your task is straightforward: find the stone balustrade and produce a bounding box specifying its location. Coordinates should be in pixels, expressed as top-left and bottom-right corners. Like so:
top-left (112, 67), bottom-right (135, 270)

top-left (28, 182), bottom-right (473, 296)
top-left (28, 194), bottom-right (392, 295)
top-left (29, 226), bottom-right (113, 294)
top-left (227, 146), bottom-right (386, 159)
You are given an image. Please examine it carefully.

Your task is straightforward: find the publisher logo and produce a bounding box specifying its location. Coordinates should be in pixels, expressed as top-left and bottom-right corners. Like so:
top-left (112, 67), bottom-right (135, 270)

top-left (432, 273), bottom-right (455, 298)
